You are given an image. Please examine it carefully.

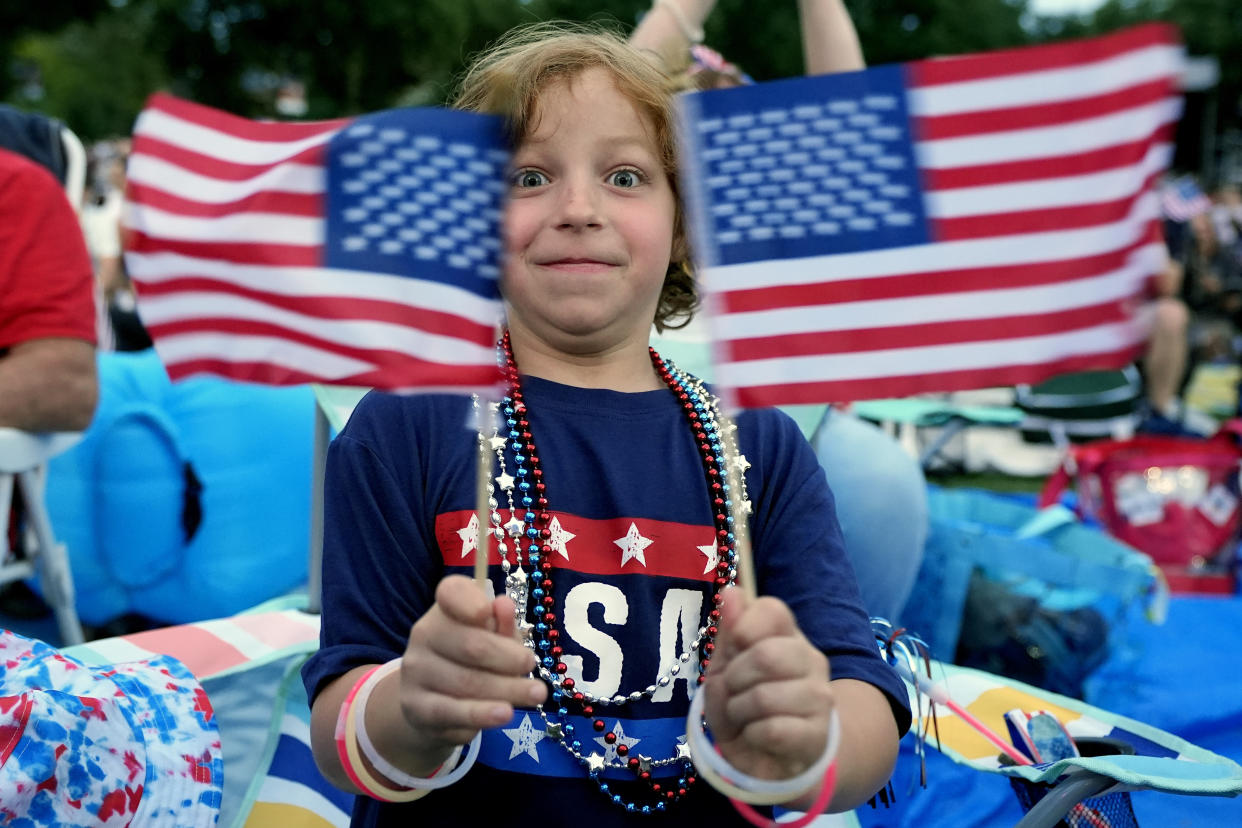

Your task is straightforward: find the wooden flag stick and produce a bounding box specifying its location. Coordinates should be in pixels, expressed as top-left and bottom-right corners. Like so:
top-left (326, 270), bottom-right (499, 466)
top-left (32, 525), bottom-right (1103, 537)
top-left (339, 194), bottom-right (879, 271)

top-left (473, 398), bottom-right (493, 586)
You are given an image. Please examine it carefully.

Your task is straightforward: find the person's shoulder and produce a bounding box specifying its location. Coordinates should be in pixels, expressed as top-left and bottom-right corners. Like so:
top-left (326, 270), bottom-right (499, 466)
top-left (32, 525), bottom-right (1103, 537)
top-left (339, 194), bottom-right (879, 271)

top-left (0, 146), bottom-right (60, 193)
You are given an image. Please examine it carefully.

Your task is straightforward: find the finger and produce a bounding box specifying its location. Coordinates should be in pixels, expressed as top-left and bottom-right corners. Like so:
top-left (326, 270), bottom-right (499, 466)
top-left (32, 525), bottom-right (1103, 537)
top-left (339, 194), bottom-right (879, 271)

top-left (402, 689), bottom-right (521, 743)
top-left (425, 619), bottom-right (538, 676)
top-left (721, 676), bottom-right (835, 736)
top-left (719, 594), bottom-right (799, 652)
top-left (718, 636), bottom-right (828, 697)
top-left (729, 713), bottom-right (832, 773)
top-left (404, 648), bottom-right (546, 708)
top-left (492, 595), bottom-right (519, 640)
top-left (436, 575), bottom-right (496, 628)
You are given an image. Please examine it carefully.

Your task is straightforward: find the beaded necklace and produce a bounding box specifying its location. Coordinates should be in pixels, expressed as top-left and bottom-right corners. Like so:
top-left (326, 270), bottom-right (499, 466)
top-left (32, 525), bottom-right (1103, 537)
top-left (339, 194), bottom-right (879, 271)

top-left (477, 331), bottom-right (751, 815)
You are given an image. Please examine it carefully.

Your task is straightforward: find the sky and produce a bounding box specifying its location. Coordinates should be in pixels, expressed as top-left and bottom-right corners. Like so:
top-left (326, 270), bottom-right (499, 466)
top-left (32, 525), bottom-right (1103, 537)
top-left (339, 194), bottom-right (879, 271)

top-left (1027, 0), bottom-right (1109, 14)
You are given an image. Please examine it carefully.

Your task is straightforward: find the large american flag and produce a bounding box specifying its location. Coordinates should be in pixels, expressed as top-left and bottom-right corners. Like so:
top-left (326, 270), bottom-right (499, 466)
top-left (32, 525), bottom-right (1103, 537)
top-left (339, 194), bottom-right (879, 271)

top-left (123, 93), bottom-right (507, 390)
top-left (678, 24), bottom-right (1184, 408)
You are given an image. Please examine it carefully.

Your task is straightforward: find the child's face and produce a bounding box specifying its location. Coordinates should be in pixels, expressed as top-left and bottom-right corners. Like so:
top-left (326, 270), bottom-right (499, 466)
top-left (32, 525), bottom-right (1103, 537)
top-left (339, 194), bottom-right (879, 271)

top-left (502, 67), bottom-right (677, 354)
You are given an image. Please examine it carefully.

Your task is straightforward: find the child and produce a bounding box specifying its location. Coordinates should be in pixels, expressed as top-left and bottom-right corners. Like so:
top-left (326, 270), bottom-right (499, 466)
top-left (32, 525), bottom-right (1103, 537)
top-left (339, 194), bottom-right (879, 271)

top-left (302, 22), bottom-right (911, 826)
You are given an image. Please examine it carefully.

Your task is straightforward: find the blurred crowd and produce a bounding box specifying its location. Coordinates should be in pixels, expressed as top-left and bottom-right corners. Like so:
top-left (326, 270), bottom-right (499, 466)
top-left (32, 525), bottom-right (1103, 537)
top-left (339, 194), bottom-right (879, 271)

top-left (80, 137), bottom-right (150, 353)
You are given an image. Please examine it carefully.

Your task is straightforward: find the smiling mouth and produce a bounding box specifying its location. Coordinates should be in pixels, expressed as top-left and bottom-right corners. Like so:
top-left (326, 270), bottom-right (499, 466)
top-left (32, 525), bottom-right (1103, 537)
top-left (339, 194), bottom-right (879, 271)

top-left (539, 259), bottom-right (618, 273)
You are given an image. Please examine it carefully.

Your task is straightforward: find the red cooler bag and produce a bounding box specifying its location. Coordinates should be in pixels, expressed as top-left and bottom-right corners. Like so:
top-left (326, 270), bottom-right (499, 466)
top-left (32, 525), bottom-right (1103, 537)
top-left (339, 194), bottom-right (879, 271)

top-left (1040, 424), bottom-right (1242, 573)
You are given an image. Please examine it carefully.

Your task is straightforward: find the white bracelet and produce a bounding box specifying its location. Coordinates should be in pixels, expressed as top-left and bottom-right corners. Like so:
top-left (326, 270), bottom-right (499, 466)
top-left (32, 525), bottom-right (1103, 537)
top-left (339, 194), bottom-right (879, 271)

top-left (684, 685), bottom-right (841, 805)
top-left (353, 658), bottom-right (482, 790)
top-left (654, 0), bottom-right (705, 44)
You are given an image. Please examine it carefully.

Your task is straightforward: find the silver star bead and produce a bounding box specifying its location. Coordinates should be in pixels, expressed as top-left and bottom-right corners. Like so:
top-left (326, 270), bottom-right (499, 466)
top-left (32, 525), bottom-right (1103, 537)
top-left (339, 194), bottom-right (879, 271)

top-left (675, 742), bottom-right (692, 760)
top-left (730, 453), bottom-right (751, 473)
top-left (740, 499), bottom-right (753, 516)
top-left (489, 434), bottom-right (507, 451)
top-left (545, 723), bottom-right (563, 740)
top-left (585, 753), bottom-right (607, 773)
top-left (637, 754), bottom-right (652, 773)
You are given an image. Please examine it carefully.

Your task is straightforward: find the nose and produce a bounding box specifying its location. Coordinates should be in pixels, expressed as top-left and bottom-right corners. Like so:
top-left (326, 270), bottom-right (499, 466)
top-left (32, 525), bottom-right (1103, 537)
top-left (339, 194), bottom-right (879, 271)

top-left (554, 174), bottom-right (602, 230)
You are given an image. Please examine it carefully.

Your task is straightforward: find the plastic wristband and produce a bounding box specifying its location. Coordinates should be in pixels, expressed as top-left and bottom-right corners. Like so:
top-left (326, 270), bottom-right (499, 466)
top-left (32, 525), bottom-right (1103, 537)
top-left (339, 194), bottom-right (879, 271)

top-left (654, 0), bottom-right (704, 44)
top-left (685, 686), bottom-right (841, 806)
top-left (353, 658), bottom-right (481, 790)
top-left (731, 761), bottom-right (838, 828)
top-left (335, 666), bottom-right (429, 803)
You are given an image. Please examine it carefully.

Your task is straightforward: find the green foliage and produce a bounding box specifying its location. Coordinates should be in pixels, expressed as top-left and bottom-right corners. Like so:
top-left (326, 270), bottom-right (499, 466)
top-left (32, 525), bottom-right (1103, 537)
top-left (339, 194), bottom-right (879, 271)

top-left (3, 0), bottom-right (1239, 156)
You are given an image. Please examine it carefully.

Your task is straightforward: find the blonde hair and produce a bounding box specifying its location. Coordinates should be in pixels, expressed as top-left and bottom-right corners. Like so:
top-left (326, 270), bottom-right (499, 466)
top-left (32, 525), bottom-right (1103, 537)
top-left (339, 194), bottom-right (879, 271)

top-left (453, 22), bottom-right (698, 332)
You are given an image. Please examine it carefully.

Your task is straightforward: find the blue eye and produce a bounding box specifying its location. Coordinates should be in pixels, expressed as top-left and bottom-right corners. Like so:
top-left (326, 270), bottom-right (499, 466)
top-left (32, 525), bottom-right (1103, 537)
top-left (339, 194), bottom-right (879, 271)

top-left (512, 169), bottom-right (548, 188)
top-left (608, 168), bottom-right (643, 188)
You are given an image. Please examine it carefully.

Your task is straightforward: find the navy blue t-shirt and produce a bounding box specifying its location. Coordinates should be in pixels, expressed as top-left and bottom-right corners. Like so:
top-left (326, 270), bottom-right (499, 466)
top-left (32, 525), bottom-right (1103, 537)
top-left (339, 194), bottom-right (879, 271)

top-left (302, 376), bottom-right (911, 826)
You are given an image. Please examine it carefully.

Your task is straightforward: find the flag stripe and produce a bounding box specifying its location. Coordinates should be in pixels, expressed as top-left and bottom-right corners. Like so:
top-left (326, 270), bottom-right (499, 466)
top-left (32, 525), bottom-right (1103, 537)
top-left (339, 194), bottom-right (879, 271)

top-left (135, 277), bottom-right (494, 341)
top-left (720, 320), bottom-right (1148, 388)
top-left (132, 134), bottom-right (327, 181)
top-left (721, 233), bottom-right (1157, 313)
top-left (128, 230), bottom-right (321, 267)
top-left (138, 292), bottom-right (496, 366)
top-left (916, 98), bottom-right (1180, 169)
top-left (126, 250), bottom-right (498, 317)
top-left (733, 344), bottom-right (1148, 408)
top-left (707, 199), bottom-right (1158, 291)
top-left (908, 24), bottom-right (1179, 88)
top-left (129, 202), bottom-right (322, 246)
top-left (932, 175), bottom-right (1159, 241)
top-left (144, 91), bottom-right (349, 142)
top-left (925, 144), bottom-right (1168, 217)
top-left (925, 123), bottom-right (1175, 190)
top-left (915, 77), bottom-right (1174, 141)
top-left (723, 255), bottom-right (1152, 343)
top-left (127, 180), bottom-right (324, 219)
top-left (729, 300), bottom-right (1134, 360)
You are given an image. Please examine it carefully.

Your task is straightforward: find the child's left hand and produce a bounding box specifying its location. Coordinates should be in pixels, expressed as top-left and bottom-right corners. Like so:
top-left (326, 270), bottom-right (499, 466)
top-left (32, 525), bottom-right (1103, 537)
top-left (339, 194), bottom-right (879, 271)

top-left (702, 588), bottom-right (834, 785)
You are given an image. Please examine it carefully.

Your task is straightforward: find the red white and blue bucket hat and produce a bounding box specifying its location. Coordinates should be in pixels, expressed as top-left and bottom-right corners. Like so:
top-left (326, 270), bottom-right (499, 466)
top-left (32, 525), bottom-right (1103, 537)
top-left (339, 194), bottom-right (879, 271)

top-left (0, 630), bottom-right (222, 827)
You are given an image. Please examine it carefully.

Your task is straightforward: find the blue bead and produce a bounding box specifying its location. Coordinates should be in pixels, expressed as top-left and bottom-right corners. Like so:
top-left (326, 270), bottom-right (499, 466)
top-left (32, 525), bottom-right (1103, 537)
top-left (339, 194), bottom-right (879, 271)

top-left (564, 723), bottom-right (574, 734)
top-left (525, 511), bottom-right (536, 522)
top-left (521, 497), bottom-right (533, 507)
top-left (656, 802), bottom-right (666, 811)
top-left (532, 588), bottom-right (544, 600)
top-left (572, 740), bottom-right (581, 750)
top-left (526, 527), bottom-right (538, 538)
top-left (551, 688), bottom-right (562, 700)
top-left (612, 795), bottom-right (623, 805)
top-left (600, 783), bottom-right (609, 793)
top-left (529, 553), bottom-right (540, 565)
top-left (642, 806), bottom-right (651, 815)
top-left (514, 454), bottom-right (525, 464)
top-left (538, 639), bottom-right (549, 649)
top-left (528, 544), bottom-right (540, 555)
top-left (626, 802), bottom-right (635, 812)
top-left (543, 657), bottom-right (554, 668)
top-left (516, 468), bottom-right (528, 477)
top-left (536, 623), bottom-right (549, 633)
top-left (519, 482), bottom-right (530, 492)
top-left (558, 707), bottom-right (568, 716)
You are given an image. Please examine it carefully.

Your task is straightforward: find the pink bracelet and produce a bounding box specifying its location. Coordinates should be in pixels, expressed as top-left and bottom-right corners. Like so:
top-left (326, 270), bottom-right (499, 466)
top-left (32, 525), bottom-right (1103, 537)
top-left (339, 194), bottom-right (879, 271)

top-left (730, 760), bottom-right (839, 828)
top-left (334, 666), bottom-right (428, 803)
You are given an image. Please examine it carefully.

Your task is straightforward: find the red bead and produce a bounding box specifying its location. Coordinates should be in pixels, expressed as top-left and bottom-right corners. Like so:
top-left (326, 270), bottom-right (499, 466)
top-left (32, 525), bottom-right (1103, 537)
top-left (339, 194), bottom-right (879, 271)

top-left (714, 577), bottom-right (728, 588)
top-left (604, 732), bottom-right (617, 744)
top-left (532, 468), bottom-right (543, 479)
top-left (650, 782), bottom-right (660, 792)
top-left (583, 705), bottom-right (594, 716)
top-left (555, 662), bottom-right (567, 674)
top-left (542, 596), bottom-right (554, 607)
top-left (616, 744), bottom-right (629, 756)
top-left (561, 678), bottom-right (575, 689)
top-left (707, 625), bottom-right (718, 636)
top-left (709, 610), bottom-right (721, 621)
top-left (639, 770), bottom-right (649, 780)
top-left (687, 777), bottom-right (697, 786)
top-left (550, 646), bottom-right (563, 657)
top-left (543, 612), bottom-right (555, 623)
top-left (572, 692), bottom-right (584, 701)
top-left (536, 498), bottom-right (548, 509)
top-left (547, 629), bottom-right (559, 639)
top-left (593, 719), bottom-right (606, 731)
top-left (716, 529), bottom-right (728, 539)
top-left (677, 788), bottom-right (687, 796)
top-left (535, 483), bottom-right (547, 493)
top-left (541, 578), bottom-right (553, 589)
top-left (703, 642), bottom-right (715, 655)
top-left (712, 594), bottom-right (723, 605)
top-left (628, 758), bottom-right (640, 770)
top-left (716, 562), bottom-right (729, 574)
top-left (668, 790), bottom-right (677, 799)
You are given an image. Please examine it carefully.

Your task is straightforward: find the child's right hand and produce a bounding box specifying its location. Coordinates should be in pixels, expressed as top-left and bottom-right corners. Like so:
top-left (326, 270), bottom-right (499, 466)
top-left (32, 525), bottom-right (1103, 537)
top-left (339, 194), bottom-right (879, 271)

top-left (398, 574), bottom-right (547, 754)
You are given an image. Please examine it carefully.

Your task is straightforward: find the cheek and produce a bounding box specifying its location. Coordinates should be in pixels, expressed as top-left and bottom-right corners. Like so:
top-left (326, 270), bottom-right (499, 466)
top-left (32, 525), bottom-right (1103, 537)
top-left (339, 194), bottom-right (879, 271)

top-left (503, 202), bottom-right (536, 254)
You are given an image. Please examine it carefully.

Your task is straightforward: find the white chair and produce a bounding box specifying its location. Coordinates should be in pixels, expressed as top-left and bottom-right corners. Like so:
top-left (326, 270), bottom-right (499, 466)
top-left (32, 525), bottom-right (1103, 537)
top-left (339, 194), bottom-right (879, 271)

top-left (0, 428), bottom-right (85, 645)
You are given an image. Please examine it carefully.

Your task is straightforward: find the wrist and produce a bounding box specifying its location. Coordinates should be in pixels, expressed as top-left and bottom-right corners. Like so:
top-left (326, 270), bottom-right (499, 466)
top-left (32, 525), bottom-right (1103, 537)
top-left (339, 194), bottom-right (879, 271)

top-left (366, 664), bottom-right (452, 778)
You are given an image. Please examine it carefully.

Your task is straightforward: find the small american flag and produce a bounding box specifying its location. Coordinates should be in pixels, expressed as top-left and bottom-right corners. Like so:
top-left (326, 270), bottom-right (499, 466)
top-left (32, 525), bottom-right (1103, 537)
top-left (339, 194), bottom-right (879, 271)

top-left (1159, 174), bottom-right (1212, 222)
top-left (124, 93), bottom-right (507, 391)
top-left (678, 24), bottom-right (1184, 407)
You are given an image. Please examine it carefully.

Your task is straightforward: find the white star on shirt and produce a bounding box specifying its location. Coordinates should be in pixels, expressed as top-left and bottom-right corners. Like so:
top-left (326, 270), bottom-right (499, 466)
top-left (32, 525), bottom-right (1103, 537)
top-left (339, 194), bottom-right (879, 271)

top-left (594, 721), bottom-right (641, 764)
top-left (502, 713), bottom-right (546, 762)
top-left (614, 522), bottom-right (653, 568)
top-left (545, 516), bottom-right (576, 560)
top-left (698, 542), bottom-right (719, 576)
top-left (456, 513), bottom-right (479, 558)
